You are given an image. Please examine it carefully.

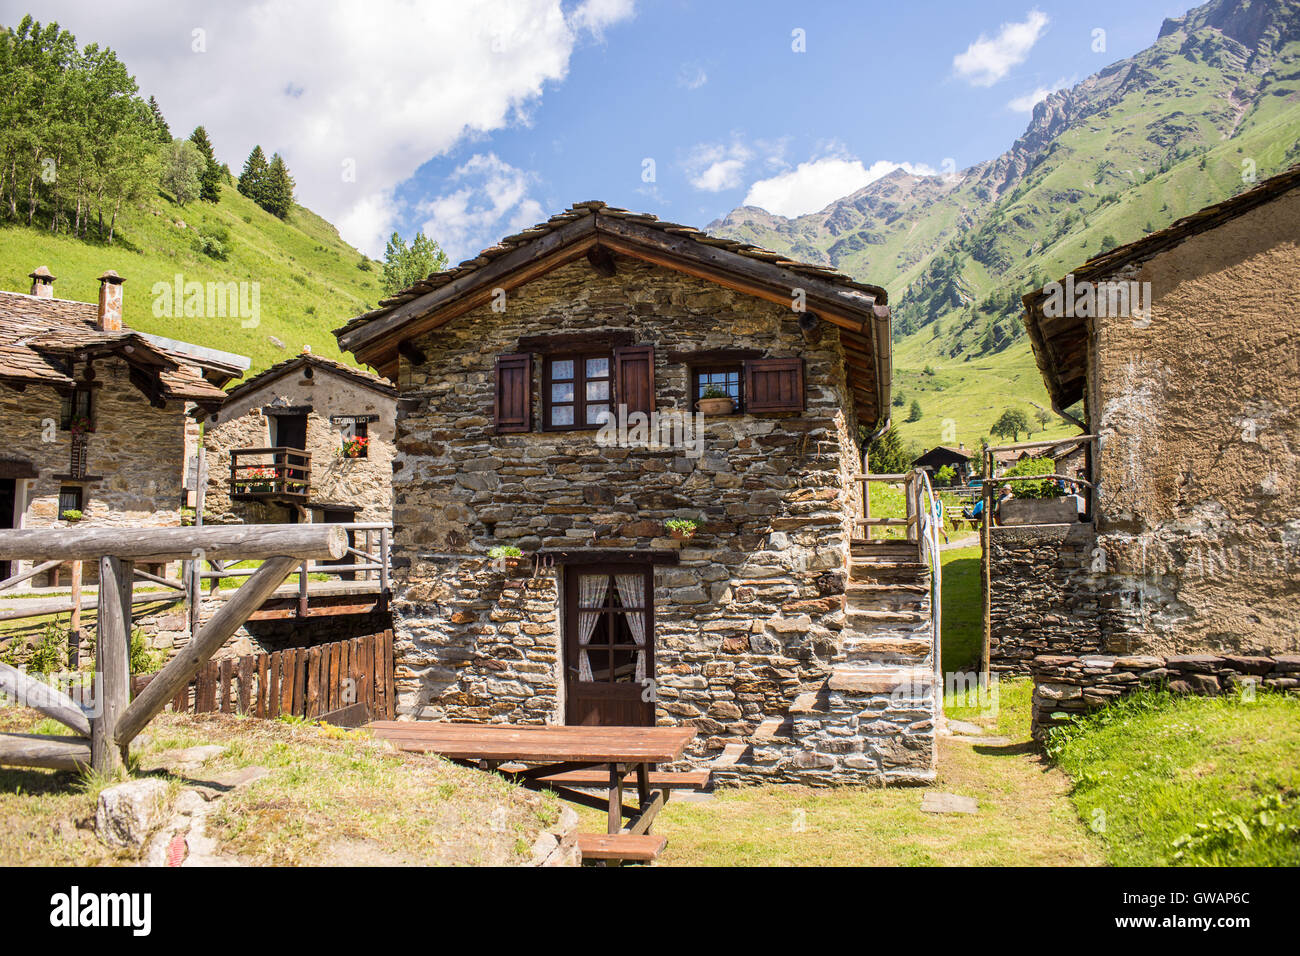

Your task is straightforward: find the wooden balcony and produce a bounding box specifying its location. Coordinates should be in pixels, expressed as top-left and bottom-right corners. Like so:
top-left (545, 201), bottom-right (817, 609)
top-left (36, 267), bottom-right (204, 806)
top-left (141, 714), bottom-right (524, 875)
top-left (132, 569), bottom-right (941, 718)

top-left (231, 447), bottom-right (311, 501)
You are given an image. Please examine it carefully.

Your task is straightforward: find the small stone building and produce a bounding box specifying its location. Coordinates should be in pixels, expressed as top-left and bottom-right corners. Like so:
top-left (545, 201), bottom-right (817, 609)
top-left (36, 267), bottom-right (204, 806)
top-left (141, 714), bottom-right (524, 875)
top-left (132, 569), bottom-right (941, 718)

top-left (202, 352), bottom-right (396, 526)
top-left (0, 267), bottom-right (245, 585)
top-left (337, 202), bottom-right (942, 786)
top-left (1010, 166), bottom-right (1300, 731)
top-left (911, 445), bottom-right (972, 484)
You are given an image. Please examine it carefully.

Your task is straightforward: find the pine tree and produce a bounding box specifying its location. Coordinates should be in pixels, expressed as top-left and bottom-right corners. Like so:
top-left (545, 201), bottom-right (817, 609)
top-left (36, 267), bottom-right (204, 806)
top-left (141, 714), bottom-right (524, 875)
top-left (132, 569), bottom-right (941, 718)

top-left (382, 230), bottom-right (449, 294)
top-left (262, 152), bottom-right (295, 219)
top-left (188, 125), bottom-right (221, 202)
top-left (238, 145), bottom-right (269, 204)
top-left (147, 96), bottom-right (170, 144)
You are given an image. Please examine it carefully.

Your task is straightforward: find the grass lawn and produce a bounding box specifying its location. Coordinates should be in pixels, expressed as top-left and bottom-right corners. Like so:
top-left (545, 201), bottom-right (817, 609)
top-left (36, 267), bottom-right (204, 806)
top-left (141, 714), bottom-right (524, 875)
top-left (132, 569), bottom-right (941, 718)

top-left (940, 545), bottom-right (982, 674)
top-left (1046, 691), bottom-right (1300, 866)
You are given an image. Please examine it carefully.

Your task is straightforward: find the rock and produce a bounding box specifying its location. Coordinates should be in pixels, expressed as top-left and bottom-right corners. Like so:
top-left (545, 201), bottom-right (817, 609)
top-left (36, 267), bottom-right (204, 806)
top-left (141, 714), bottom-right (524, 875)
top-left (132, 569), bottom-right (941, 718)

top-left (945, 719), bottom-right (984, 736)
top-left (920, 792), bottom-right (978, 814)
top-left (96, 779), bottom-right (171, 848)
top-left (148, 744), bottom-right (227, 774)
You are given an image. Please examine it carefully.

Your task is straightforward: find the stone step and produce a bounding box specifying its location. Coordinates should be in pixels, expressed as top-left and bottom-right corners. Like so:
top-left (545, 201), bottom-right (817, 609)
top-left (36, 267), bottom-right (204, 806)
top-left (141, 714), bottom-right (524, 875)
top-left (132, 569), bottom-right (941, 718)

top-left (841, 636), bottom-right (933, 663)
top-left (846, 583), bottom-right (929, 612)
top-left (846, 608), bottom-right (929, 627)
top-left (828, 665), bottom-right (934, 696)
top-left (848, 561), bottom-right (929, 584)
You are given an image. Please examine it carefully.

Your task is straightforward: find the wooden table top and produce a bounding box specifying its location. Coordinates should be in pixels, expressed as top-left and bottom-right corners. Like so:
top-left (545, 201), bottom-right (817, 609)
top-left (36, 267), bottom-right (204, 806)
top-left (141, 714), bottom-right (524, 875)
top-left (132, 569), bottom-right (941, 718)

top-left (366, 721), bottom-right (696, 763)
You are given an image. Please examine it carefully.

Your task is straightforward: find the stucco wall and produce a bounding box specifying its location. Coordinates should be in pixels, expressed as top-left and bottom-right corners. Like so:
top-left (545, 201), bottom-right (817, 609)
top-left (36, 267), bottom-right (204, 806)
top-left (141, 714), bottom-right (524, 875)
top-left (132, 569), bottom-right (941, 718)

top-left (1088, 189), bottom-right (1300, 656)
top-left (388, 258), bottom-right (865, 773)
top-left (203, 366), bottom-right (395, 523)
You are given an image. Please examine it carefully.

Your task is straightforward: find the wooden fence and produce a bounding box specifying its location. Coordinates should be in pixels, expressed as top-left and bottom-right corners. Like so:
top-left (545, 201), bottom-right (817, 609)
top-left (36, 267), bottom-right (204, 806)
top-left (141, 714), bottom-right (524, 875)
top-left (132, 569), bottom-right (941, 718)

top-left (153, 630), bottom-right (394, 724)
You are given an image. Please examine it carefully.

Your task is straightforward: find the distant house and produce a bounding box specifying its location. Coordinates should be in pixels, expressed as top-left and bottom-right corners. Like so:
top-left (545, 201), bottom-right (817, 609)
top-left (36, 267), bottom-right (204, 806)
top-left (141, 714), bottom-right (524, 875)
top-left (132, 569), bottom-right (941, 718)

top-left (911, 445), bottom-right (972, 483)
top-left (202, 352), bottom-right (396, 527)
top-left (0, 267), bottom-right (247, 585)
top-left (1007, 165), bottom-right (1300, 729)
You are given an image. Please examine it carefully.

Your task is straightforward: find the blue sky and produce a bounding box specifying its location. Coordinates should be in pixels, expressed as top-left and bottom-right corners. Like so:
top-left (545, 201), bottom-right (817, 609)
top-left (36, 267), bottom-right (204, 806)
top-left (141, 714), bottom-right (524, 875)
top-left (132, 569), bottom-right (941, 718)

top-left (7, 0), bottom-right (1190, 259)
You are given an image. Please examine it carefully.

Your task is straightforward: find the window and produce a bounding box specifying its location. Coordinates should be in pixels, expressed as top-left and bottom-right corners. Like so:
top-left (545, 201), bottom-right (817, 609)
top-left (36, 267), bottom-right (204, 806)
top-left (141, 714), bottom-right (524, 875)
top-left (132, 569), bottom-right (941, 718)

top-left (60, 387), bottom-right (93, 432)
top-left (691, 366), bottom-right (743, 412)
top-left (544, 353), bottom-right (612, 430)
top-left (58, 485), bottom-right (83, 517)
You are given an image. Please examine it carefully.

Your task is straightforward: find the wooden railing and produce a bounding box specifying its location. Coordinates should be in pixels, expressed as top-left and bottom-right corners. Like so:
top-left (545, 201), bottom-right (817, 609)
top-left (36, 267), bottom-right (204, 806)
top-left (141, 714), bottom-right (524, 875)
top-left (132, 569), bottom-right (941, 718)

top-left (231, 446), bottom-right (311, 499)
top-left (0, 524), bottom-right (348, 774)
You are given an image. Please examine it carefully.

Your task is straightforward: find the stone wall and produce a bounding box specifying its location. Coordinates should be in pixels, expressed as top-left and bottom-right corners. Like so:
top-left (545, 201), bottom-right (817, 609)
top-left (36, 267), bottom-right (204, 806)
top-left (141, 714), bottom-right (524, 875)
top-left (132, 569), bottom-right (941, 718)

top-left (203, 366), bottom-right (395, 523)
top-left (1086, 189), bottom-right (1300, 657)
top-left (988, 522), bottom-right (1107, 672)
top-left (1029, 652), bottom-right (1300, 738)
top-left (389, 257), bottom-right (877, 782)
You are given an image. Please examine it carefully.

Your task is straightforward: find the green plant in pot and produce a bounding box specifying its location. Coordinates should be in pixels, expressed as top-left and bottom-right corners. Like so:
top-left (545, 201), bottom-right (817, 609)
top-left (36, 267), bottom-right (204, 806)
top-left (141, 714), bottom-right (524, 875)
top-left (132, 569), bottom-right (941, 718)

top-left (664, 517), bottom-right (699, 540)
top-left (697, 386), bottom-right (734, 415)
top-left (60, 508), bottom-right (84, 523)
top-left (487, 544), bottom-right (525, 572)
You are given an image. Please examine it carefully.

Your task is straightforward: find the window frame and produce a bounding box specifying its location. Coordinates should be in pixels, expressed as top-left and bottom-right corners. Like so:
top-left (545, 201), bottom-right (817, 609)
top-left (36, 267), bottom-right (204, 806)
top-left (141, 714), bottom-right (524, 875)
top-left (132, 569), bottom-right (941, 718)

top-left (542, 351), bottom-right (614, 432)
top-left (58, 485), bottom-right (84, 516)
top-left (339, 418), bottom-right (370, 458)
top-left (59, 386), bottom-right (94, 432)
top-left (563, 562), bottom-right (655, 687)
top-left (690, 364), bottom-right (744, 413)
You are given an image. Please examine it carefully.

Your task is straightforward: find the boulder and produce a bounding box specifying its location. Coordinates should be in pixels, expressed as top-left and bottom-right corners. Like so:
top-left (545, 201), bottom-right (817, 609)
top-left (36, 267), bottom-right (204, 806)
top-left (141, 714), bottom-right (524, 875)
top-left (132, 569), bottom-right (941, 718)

top-left (96, 779), bottom-right (171, 848)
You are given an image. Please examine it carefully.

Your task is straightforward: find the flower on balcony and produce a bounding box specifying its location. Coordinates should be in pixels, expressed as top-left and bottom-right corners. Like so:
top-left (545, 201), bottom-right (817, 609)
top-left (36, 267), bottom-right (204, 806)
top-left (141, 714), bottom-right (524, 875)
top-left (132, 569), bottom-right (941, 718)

top-left (340, 435), bottom-right (370, 459)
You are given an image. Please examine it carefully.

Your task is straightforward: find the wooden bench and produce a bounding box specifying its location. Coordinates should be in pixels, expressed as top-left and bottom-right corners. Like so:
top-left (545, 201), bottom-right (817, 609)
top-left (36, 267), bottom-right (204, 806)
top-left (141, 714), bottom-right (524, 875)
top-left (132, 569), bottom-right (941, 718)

top-left (576, 832), bottom-right (667, 863)
top-left (532, 768), bottom-right (710, 791)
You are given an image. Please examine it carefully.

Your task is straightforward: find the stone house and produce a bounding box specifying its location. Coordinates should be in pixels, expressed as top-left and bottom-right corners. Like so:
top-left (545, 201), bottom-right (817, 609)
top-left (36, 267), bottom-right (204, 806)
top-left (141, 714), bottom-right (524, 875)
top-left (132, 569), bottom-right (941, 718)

top-left (336, 202), bottom-right (942, 786)
top-left (202, 352), bottom-right (396, 528)
top-left (1007, 165), bottom-right (1300, 730)
top-left (911, 445), bottom-right (972, 484)
top-left (0, 267), bottom-right (247, 585)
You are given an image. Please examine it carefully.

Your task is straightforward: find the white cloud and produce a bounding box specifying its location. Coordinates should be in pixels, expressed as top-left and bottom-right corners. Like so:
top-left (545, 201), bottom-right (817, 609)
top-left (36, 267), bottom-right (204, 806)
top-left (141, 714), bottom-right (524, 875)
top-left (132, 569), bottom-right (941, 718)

top-left (743, 156), bottom-right (937, 219)
top-left (683, 140), bottom-right (753, 192)
top-left (418, 153), bottom-right (546, 263)
top-left (953, 9), bottom-right (1049, 86)
top-left (1007, 77), bottom-right (1069, 112)
top-left (678, 62), bottom-right (708, 90)
top-left (24, 0), bottom-right (635, 256)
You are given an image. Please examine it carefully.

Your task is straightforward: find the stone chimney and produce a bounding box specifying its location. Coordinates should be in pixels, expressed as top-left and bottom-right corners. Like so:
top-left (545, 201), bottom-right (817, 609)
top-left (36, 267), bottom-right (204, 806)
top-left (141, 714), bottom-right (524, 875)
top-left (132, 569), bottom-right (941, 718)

top-left (96, 270), bottom-right (124, 331)
top-left (28, 266), bottom-right (56, 298)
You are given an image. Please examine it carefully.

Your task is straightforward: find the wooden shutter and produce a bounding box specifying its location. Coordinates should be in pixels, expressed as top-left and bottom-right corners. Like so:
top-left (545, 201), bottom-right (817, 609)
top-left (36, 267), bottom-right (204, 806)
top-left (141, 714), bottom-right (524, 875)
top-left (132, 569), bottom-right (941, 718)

top-left (614, 345), bottom-right (655, 415)
top-left (494, 353), bottom-right (532, 433)
top-left (745, 358), bottom-right (805, 413)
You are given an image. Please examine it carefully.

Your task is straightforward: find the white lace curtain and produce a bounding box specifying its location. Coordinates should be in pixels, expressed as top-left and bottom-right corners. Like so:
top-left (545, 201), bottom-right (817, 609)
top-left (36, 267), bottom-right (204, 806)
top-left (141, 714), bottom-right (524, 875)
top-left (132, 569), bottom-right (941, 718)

top-left (576, 574), bottom-right (608, 681)
top-left (615, 573), bottom-right (648, 684)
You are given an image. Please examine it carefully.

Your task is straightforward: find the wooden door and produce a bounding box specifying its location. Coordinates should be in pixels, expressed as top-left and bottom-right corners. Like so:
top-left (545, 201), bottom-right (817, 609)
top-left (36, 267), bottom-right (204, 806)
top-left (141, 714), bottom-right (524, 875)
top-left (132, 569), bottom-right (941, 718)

top-left (564, 564), bottom-right (654, 726)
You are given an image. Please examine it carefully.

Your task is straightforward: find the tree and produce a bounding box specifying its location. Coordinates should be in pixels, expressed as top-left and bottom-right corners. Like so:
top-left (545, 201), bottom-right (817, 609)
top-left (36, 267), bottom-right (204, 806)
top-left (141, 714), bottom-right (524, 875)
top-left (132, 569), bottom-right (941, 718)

top-left (1034, 407), bottom-right (1052, 431)
top-left (1099, 234), bottom-right (1119, 254)
top-left (262, 152), bottom-right (294, 218)
top-left (907, 399), bottom-right (923, 423)
top-left (991, 408), bottom-right (1031, 443)
top-left (237, 144), bottom-right (269, 203)
top-left (865, 426), bottom-right (920, 475)
top-left (382, 229), bottom-right (449, 294)
top-left (159, 138), bottom-right (202, 206)
top-left (188, 125), bottom-right (221, 202)
top-left (935, 465), bottom-right (957, 487)
top-left (146, 96), bottom-right (170, 144)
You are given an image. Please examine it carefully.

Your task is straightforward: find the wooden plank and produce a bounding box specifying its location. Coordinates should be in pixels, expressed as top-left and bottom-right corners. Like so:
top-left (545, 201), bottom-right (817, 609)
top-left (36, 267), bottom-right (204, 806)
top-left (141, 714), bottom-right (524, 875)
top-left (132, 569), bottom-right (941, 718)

top-left (289, 647), bottom-right (304, 718)
top-left (306, 646), bottom-right (322, 718)
top-left (574, 832), bottom-right (666, 862)
top-left (366, 723), bottom-right (696, 763)
top-left (383, 629), bottom-right (395, 719)
top-left (0, 663), bottom-right (91, 737)
top-left (0, 525), bottom-right (348, 563)
top-left (237, 656), bottom-right (252, 715)
top-left (256, 653), bottom-right (268, 718)
top-left (219, 658), bottom-right (233, 714)
top-left (625, 791), bottom-right (665, 836)
top-left (317, 701), bottom-right (370, 728)
top-left (279, 649), bottom-right (295, 717)
top-left (268, 652), bottom-right (282, 718)
top-left (171, 680), bottom-right (188, 715)
top-left (92, 556), bottom-right (132, 774)
top-left (0, 732), bottom-right (92, 771)
top-left (608, 764), bottom-right (623, 834)
top-left (530, 769), bottom-right (710, 790)
top-left (115, 556), bottom-right (301, 744)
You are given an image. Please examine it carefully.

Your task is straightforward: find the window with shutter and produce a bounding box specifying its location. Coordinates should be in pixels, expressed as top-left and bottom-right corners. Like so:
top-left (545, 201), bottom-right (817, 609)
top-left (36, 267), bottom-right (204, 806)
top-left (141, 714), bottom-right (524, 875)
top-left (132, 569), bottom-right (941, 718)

top-left (744, 357), bottom-right (805, 413)
top-left (614, 345), bottom-right (655, 415)
top-left (494, 352), bottom-right (532, 433)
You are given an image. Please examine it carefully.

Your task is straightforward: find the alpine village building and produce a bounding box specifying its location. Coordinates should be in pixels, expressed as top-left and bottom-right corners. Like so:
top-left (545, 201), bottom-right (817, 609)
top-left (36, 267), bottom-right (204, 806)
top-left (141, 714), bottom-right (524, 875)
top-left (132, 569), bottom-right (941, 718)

top-left (0, 267), bottom-right (247, 585)
top-left (337, 202), bottom-right (940, 785)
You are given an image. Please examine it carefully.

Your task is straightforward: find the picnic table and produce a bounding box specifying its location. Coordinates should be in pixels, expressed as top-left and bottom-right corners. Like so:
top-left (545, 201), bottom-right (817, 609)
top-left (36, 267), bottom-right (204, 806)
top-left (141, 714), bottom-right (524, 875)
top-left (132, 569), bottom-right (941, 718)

top-left (367, 722), bottom-right (701, 861)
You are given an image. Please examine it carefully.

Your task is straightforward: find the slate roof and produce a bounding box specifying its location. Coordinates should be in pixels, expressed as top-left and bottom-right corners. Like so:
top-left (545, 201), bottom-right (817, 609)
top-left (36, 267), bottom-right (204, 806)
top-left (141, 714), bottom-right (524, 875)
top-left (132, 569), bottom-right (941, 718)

top-left (0, 289), bottom-right (230, 403)
top-left (222, 352), bottom-right (397, 406)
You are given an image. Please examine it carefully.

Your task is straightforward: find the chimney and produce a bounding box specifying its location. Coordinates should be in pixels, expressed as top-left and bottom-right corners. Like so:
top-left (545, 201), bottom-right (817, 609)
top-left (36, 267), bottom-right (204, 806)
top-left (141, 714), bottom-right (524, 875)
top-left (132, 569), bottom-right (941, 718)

top-left (97, 270), bottom-right (124, 331)
top-left (28, 266), bottom-right (56, 298)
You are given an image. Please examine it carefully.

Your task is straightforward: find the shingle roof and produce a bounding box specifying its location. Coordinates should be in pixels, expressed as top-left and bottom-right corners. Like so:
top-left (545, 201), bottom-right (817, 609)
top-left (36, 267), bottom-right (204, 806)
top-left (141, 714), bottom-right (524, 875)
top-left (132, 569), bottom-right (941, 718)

top-left (222, 352), bottom-right (396, 406)
top-left (336, 200), bottom-right (888, 338)
top-left (0, 290), bottom-right (229, 403)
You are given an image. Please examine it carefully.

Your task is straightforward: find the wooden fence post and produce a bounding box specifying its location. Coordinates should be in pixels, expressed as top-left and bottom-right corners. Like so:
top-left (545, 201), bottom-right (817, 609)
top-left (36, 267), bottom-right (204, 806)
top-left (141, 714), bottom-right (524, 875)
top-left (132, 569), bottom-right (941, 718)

top-left (92, 555), bottom-right (132, 775)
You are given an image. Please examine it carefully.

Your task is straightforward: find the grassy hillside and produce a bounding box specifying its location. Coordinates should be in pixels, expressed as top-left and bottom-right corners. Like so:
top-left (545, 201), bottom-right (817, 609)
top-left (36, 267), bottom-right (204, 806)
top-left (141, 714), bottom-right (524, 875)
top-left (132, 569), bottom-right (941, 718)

top-left (712, 0), bottom-right (1300, 448)
top-left (0, 176), bottom-right (381, 375)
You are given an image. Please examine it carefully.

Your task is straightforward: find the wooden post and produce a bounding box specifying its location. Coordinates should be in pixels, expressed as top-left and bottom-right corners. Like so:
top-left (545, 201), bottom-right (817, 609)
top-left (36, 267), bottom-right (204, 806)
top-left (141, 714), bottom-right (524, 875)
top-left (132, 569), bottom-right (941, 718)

top-left (980, 446), bottom-right (994, 681)
top-left (0, 663), bottom-right (91, 736)
top-left (92, 555), bottom-right (132, 775)
top-left (379, 527), bottom-right (390, 594)
top-left (298, 560), bottom-right (309, 617)
top-left (68, 560), bottom-right (82, 668)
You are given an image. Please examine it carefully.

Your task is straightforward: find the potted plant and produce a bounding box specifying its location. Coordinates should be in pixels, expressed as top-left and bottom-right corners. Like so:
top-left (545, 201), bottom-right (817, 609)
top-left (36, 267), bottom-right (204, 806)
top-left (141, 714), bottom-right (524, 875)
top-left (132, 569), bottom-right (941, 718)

top-left (68, 414), bottom-right (95, 436)
top-left (340, 435), bottom-right (370, 459)
top-left (246, 466), bottom-right (276, 494)
top-left (697, 387), bottom-right (735, 416)
top-left (664, 517), bottom-right (699, 541)
top-left (488, 544), bottom-right (525, 572)
top-left (60, 508), bottom-right (84, 523)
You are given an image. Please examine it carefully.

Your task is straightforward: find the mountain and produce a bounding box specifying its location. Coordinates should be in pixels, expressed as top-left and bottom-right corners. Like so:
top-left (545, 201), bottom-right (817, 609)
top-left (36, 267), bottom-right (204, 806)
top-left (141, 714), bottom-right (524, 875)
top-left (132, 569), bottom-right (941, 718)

top-left (0, 174), bottom-right (381, 376)
top-left (709, 0), bottom-right (1300, 451)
